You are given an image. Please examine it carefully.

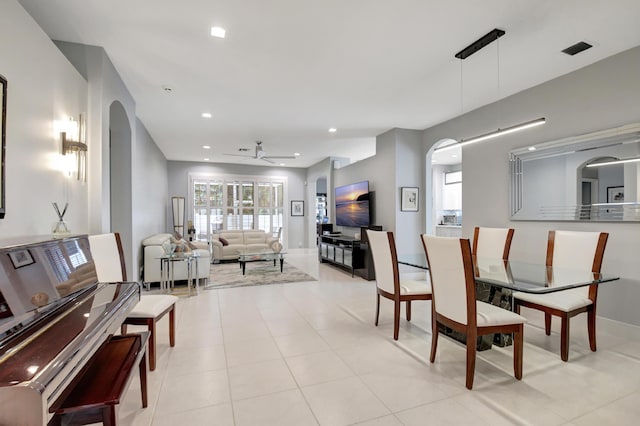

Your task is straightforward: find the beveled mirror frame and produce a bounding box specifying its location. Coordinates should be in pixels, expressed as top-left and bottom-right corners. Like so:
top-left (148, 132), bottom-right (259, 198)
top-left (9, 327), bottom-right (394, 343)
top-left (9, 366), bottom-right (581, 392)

top-left (0, 74), bottom-right (6, 219)
top-left (510, 122), bottom-right (640, 221)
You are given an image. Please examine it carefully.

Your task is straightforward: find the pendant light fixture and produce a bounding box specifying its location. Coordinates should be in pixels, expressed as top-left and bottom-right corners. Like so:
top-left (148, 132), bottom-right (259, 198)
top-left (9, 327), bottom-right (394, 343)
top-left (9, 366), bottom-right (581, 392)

top-left (436, 29), bottom-right (545, 153)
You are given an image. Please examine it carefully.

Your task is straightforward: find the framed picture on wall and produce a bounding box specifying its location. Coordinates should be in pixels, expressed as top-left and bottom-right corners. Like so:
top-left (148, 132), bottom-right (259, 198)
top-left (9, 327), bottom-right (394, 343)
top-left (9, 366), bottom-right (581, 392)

top-left (1, 74), bottom-right (6, 219)
top-left (291, 200), bottom-right (304, 216)
top-left (607, 186), bottom-right (624, 203)
top-left (9, 249), bottom-right (35, 269)
top-left (401, 187), bottom-right (419, 212)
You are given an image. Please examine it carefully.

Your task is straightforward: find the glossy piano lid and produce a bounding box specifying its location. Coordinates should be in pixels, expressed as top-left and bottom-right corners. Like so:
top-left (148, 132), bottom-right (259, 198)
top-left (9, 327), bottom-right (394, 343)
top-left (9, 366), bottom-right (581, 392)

top-left (0, 234), bottom-right (98, 340)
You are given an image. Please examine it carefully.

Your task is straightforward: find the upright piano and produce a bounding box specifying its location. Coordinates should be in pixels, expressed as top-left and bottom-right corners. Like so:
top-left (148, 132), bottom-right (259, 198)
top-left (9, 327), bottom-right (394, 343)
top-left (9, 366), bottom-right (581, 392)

top-left (0, 235), bottom-right (139, 425)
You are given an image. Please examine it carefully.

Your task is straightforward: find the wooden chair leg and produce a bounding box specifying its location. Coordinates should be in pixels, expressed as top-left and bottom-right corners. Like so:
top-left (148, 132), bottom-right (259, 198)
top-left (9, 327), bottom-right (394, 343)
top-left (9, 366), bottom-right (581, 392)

top-left (465, 332), bottom-right (477, 390)
top-left (393, 300), bottom-right (400, 340)
top-left (560, 314), bottom-right (570, 362)
top-left (545, 313), bottom-right (552, 335)
top-left (169, 305), bottom-right (176, 347)
top-left (406, 300), bottom-right (412, 321)
top-left (514, 325), bottom-right (523, 380)
top-left (429, 319), bottom-right (438, 363)
top-left (587, 308), bottom-right (597, 352)
top-left (121, 323), bottom-right (127, 335)
top-left (148, 319), bottom-right (157, 371)
top-left (375, 293), bottom-right (380, 326)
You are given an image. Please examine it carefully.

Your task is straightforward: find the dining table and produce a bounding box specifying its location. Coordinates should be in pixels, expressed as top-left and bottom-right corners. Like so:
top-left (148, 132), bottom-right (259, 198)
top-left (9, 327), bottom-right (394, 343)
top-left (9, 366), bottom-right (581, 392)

top-left (397, 254), bottom-right (620, 349)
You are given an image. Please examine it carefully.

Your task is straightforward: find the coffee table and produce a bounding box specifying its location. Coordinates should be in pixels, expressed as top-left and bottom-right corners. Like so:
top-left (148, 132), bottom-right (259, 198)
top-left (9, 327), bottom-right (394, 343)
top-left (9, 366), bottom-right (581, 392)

top-left (237, 249), bottom-right (287, 275)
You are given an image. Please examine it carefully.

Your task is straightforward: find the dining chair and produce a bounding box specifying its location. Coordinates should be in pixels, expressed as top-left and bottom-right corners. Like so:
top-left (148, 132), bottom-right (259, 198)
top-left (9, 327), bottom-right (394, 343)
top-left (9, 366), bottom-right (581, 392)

top-left (421, 234), bottom-right (526, 389)
top-left (366, 230), bottom-right (432, 340)
top-left (472, 226), bottom-right (514, 260)
top-left (89, 232), bottom-right (178, 371)
top-left (513, 230), bottom-right (608, 361)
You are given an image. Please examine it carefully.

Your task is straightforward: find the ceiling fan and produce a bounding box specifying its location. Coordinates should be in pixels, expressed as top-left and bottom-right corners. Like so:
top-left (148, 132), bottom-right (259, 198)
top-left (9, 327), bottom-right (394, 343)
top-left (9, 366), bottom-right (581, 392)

top-left (224, 141), bottom-right (296, 164)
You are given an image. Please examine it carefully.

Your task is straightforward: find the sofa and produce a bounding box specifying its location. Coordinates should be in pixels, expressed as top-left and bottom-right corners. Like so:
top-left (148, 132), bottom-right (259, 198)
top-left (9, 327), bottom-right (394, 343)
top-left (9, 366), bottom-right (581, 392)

top-left (211, 230), bottom-right (279, 261)
top-left (142, 233), bottom-right (211, 286)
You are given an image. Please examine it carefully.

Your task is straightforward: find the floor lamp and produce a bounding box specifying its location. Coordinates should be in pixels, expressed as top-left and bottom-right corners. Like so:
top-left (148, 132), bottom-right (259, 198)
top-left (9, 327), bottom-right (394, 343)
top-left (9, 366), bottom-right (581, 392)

top-left (171, 196), bottom-right (185, 236)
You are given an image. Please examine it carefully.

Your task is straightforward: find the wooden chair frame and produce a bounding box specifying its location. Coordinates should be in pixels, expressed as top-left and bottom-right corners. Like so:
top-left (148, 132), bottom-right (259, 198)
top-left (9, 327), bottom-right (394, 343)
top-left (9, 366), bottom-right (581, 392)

top-left (472, 226), bottom-right (514, 260)
top-left (423, 236), bottom-right (523, 390)
top-left (514, 230), bottom-right (608, 361)
top-left (369, 231), bottom-right (432, 340)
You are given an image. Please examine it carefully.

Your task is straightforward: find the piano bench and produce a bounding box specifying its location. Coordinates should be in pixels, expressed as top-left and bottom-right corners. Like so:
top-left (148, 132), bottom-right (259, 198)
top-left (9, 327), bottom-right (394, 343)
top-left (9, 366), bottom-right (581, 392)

top-left (121, 294), bottom-right (178, 371)
top-left (49, 333), bottom-right (149, 426)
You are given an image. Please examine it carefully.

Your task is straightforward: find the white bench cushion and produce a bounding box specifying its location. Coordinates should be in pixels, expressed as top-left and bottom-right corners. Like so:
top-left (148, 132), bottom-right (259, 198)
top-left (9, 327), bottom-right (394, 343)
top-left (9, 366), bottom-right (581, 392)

top-left (128, 295), bottom-right (178, 318)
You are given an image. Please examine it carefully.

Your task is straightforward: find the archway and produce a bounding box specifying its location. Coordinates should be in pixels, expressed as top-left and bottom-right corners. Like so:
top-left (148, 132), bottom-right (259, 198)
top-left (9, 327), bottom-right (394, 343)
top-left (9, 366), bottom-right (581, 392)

top-left (426, 139), bottom-right (462, 236)
top-left (109, 101), bottom-right (133, 279)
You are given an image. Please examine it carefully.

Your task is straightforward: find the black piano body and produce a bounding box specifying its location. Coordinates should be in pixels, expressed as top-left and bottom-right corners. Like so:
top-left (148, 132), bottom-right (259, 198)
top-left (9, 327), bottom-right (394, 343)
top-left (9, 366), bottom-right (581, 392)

top-left (0, 235), bottom-right (139, 425)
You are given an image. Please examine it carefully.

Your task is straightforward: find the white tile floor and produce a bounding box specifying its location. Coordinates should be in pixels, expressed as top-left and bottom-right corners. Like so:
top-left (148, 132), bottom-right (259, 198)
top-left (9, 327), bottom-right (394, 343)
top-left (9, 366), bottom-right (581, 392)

top-left (116, 249), bottom-right (640, 426)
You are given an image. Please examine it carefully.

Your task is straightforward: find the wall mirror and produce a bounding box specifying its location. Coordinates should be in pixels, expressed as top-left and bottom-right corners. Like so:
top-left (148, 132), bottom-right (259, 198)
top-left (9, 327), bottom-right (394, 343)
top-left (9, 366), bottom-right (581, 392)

top-left (0, 74), bottom-right (6, 219)
top-left (510, 122), bottom-right (640, 221)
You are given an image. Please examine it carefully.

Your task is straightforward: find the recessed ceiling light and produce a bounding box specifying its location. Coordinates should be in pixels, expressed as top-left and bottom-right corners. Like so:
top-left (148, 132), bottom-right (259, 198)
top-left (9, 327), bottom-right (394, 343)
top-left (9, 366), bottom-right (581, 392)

top-left (528, 146), bottom-right (537, 151)
top-left (202, 145), bottom-right (211, 149)
top-left (328, 128), bottom-right (337, 133)
top-left (201, 112), bottom-right (212, 118)
top-left (452, 154), bottom-right (458, 158)
top-left (294, 153), bottom-right (300, 156)
top-left (210, 27), bottom-right (226, 38)
top-left (204, 158), bottom-right (209, 161)
top-left (280, 163), bottom-right (285, 166)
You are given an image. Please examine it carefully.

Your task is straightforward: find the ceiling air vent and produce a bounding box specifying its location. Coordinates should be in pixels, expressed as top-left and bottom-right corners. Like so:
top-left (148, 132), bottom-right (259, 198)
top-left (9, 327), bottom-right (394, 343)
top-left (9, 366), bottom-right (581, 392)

top-left (562, 41), bottom-right (593, 56)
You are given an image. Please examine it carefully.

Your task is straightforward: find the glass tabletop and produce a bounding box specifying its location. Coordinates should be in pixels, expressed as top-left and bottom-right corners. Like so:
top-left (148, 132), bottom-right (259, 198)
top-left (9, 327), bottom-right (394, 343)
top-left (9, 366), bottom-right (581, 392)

top-left (396, 254), bottom-right (619, 294)
top-left (237, 249), bottom-right (287, 259)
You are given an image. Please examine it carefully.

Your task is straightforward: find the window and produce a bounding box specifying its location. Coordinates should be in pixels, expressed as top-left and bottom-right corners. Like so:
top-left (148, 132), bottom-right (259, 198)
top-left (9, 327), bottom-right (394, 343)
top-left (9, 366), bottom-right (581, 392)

top-left (444, 170), bottom-right (462, 185)
top-left (190, 175), bottom-right (286, 240)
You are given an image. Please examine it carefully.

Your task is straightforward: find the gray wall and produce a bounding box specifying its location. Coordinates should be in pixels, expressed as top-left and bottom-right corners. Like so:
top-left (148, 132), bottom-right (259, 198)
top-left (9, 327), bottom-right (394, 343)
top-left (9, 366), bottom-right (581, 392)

top-left (423, 45), bottom-right (640, 326)
top-left (0, 1), bottom-right (88, 238)
top-left (306, 158), bottom-right (332, 247)
top-left (55, 41), bottom-right (168, 280)
top-left (167, 161), bottom-right (307, 249)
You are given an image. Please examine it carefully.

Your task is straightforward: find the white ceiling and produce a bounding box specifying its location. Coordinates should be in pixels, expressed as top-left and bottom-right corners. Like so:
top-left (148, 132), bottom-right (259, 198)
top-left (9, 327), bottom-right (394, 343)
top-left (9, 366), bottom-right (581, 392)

top-left (17, 0), bottom-right (640, 168)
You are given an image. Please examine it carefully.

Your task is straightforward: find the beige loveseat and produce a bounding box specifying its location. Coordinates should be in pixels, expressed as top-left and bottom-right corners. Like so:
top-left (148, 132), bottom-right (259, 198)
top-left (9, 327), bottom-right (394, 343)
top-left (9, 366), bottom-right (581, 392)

top-left (211, 230), bottom-right (279, 261)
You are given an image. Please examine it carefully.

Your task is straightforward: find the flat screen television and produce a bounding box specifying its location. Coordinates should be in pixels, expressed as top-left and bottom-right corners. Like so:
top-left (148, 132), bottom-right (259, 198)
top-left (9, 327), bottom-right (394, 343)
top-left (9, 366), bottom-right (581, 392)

top-left (335, 181), bottom-right (370, 227)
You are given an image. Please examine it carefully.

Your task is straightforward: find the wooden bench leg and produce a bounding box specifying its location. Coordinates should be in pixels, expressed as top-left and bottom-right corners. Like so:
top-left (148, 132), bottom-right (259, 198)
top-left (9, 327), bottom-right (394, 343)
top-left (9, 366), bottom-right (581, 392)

top-left (148, 318), bottom-right (157, 371)
top-left (102, 406), bottom-right (116, 426)
top-left (139, 352), bottom-right (148, 408)
top-left (169, 304), bottom-right (176, 347)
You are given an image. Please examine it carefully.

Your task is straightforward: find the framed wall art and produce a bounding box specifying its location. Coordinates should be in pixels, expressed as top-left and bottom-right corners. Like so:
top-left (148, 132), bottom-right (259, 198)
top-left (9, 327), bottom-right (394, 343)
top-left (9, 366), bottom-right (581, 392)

top-left (401, 187), bottom-right (419, 212)
top-left (9, 249), bottom-right (35, 269)
top-left (291, 200), bottom-right (304, 216)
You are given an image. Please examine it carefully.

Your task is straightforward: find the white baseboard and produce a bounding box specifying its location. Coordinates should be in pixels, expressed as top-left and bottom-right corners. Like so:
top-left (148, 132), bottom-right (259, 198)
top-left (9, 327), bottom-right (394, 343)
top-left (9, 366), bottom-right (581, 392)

top-left (598, 316), bottom-right (640, 340)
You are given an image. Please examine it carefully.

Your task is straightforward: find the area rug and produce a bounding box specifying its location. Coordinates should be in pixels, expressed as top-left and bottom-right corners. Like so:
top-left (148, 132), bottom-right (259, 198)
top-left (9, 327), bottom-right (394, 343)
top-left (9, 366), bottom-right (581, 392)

top-left (206, 261), bottom-right (317, 289)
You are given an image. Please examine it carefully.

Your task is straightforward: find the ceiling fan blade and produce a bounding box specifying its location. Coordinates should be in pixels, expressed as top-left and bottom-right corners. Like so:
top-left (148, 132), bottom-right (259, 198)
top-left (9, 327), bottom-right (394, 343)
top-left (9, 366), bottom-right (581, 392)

top-left (224, 153), bottom-right (255, 158)
top-left (263, 155), bottom-right (297, 159)
top-left (261, 157), bottom-right (276, 164)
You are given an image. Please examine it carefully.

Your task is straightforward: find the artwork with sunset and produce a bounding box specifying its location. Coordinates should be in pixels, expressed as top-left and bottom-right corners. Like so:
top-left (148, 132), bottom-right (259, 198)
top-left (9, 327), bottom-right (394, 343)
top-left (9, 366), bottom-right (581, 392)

top-left (335, 181), bottom-right (370, 227)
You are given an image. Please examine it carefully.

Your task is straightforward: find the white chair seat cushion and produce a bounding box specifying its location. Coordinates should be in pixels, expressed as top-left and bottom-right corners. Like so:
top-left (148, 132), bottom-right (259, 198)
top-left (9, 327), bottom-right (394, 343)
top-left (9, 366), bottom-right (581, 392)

top-left (128, 295), bottom-right (178, 318)
top-left (513, 291), bottom-right (592, 312)
top-left (399, 279), bottom-right (432, 295)
top-left (476, 301), bottom-right (526, 327)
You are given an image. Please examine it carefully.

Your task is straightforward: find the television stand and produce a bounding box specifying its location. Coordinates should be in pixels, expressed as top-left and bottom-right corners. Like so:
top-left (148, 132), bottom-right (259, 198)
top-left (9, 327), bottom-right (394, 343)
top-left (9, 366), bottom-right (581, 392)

top-left (318, 234), bottom-right (373, 280)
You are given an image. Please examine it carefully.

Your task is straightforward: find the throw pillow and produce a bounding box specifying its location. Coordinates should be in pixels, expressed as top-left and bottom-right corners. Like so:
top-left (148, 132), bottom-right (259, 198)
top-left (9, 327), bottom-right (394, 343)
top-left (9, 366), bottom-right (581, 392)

top-left (174, 231), bottom-right (183, 240)
top-left (219, 237), bottom-right (229, 246)
top-left (186, 240), bottom-right (198, 250)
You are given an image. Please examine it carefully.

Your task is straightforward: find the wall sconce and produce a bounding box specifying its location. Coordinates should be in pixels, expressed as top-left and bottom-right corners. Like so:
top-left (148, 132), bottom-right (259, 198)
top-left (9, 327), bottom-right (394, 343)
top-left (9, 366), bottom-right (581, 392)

top-left (61, 114), bottom-right (87, 182)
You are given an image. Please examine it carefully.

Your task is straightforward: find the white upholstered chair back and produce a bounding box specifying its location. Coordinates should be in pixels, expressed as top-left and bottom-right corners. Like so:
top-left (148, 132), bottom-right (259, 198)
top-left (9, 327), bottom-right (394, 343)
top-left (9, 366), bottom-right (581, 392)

top-left (473, 227), bottom-right (514, 260)
top-left (89, 233), bottom-right (126, 282)
top-left (548, 230), bottom-right (606, 297)
top-left (366, 230), bottom-right (397, 295)
top-left (422, 235), bottom-right (471, 325)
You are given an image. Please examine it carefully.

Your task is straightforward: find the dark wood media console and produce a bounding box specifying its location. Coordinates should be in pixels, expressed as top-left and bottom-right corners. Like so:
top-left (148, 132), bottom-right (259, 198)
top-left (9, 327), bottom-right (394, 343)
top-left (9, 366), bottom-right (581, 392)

top-left (318, 233), bottom-right (375, 280)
